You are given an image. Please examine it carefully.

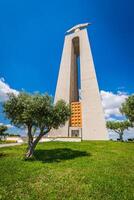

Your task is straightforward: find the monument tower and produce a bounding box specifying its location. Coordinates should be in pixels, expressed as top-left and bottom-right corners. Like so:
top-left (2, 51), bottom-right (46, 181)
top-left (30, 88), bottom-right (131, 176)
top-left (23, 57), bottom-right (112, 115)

top-left (51, 23), bottom-right (108, 140)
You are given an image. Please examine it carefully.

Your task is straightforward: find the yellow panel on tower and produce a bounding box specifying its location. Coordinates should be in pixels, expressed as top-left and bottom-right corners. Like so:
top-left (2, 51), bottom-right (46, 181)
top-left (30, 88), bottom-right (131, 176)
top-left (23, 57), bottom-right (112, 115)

top-left (71, 102), bottom-right (82, 127)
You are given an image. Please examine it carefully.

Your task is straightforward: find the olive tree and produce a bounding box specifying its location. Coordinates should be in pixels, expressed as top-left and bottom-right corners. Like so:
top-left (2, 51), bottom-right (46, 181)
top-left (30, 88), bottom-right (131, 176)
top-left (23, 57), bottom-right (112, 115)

top-left (26, 94), bottom-right (71, 158)
top-left (120, 95), bottom-right (134, 125)
top-left (106, 120), bottom-right (132, 141)
top-left (3, 92), bottom-right (71, 158)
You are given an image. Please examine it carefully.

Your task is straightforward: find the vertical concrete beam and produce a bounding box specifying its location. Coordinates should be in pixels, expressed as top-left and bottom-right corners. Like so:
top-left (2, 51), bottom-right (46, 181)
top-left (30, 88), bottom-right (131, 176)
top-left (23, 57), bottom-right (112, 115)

top-left (54, 36), bottom-right (72, 104)
top-left (50, 35), bottom-right (72, 137)
top-left (79, 29), bottom-right (108, 140)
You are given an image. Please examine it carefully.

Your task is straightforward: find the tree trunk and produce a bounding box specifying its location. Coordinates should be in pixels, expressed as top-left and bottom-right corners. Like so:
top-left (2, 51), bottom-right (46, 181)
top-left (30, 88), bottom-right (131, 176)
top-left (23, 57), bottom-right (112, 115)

top-left (25, 128), bottom-right (51, 158)
top-left (26, 135), bottom-right (41, 158)
top-left (26, 145), bottom-right (34, 158)
top-left (27, 125), bottom-right (33, 148)
top-left (25, 125), bottom-right (34, 158)
top-left (119, 132), bottom-right (123, 141)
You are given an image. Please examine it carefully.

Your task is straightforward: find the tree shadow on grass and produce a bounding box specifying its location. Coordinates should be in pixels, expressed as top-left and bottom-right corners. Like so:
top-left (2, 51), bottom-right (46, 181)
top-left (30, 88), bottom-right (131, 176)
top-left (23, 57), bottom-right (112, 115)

top-left (33, 148), bottom-right (90, 163)
top-left (0, 153), bottom-right (7, 158)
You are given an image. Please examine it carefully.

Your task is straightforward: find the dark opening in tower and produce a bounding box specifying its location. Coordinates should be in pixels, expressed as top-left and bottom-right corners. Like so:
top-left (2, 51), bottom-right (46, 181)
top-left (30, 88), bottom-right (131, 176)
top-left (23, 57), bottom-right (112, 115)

top-left (70, 36), bottom-right (82, 129)
top-left (70, 36), bottom-right (81, 102)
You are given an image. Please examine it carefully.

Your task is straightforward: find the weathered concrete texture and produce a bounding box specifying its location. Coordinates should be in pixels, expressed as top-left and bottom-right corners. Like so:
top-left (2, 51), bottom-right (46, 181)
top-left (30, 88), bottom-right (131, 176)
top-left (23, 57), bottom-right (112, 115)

top-left (49, 25), bottom-right (108, 140)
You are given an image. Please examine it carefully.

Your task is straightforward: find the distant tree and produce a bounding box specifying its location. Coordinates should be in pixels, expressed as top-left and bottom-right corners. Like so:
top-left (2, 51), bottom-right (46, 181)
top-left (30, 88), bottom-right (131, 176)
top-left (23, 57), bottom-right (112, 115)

top-left (106, 120), bottom-right (132, 141)
top-left (8, 134), bottom-right (20, 137)
top-left (3, 92), bottom-right (71, 158)
top-left (0, 125), bottom-right (8, 138)
top-left (120, 95), bottom-right (134, 125)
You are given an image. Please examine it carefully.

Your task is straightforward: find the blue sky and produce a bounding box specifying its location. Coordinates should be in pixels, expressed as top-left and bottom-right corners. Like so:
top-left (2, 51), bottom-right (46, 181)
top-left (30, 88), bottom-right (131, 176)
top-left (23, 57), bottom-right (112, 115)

top-left (0, 0), bottom-right (134, 138)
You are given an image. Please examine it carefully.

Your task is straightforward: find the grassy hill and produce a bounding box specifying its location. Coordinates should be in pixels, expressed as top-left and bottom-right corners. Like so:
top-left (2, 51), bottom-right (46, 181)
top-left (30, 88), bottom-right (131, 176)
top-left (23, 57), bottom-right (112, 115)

top-left (0, 141), bottom-right (134, 200)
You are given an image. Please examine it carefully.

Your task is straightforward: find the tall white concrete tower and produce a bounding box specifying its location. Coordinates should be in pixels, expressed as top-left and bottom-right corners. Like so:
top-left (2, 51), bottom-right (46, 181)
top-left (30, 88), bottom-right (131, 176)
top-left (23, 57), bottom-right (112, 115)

top-left (50, 23), bottom-right (108, 140)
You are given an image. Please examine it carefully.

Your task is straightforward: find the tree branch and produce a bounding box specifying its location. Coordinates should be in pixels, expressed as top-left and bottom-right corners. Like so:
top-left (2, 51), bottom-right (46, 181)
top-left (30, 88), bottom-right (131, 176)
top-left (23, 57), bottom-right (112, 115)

top-left (114, 130), bottom-right (121, 134)
top-left (32, 128), bottom-right (51, 148)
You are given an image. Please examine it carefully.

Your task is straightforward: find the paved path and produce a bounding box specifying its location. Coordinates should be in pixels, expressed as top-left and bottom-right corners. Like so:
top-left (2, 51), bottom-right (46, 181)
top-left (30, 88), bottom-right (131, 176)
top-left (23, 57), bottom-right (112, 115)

top-left (0, 143), bottom-right (23, 148)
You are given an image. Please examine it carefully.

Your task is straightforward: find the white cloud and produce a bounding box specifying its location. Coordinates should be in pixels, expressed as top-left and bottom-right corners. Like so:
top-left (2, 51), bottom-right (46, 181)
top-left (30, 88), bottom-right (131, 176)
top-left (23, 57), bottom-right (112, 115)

top-left (0, 78), bottom-right (19, 102)
top-left (100, 90), bottom-right (128, 120)
top-left (100, 90), bottom-right (134, 139)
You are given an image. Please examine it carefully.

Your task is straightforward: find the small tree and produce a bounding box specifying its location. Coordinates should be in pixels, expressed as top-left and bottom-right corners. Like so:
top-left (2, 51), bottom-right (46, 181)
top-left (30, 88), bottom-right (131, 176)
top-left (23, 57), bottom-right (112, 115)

top-left (120, 95), bottom-right (134, 125)
top-left (3, 92), bottom-right (71, 158)
top-left (106, 120), bottom-right (132, 141)
top-left (0, 125), bottom-right (8, 139)
top-left (24, 93), bottom-right (71, 157)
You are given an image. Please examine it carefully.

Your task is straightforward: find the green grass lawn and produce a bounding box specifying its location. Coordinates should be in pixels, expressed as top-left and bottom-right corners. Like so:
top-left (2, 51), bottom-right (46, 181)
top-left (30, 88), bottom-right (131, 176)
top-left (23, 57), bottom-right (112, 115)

top-left (0, 141), bottom-right (134, 200)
